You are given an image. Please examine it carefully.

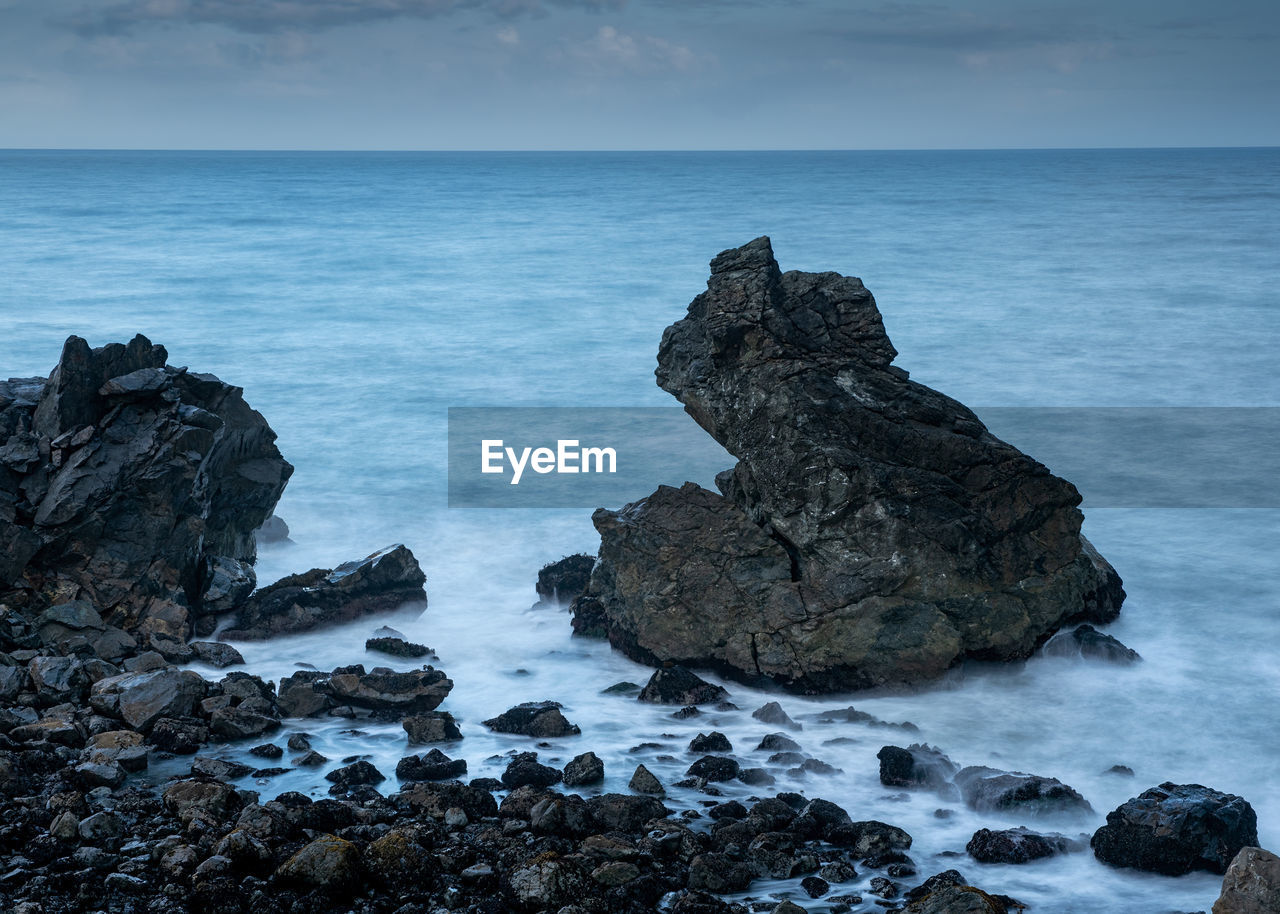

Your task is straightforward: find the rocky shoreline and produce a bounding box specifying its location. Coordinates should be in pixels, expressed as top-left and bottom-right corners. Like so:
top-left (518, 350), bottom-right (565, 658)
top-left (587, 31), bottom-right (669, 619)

top-left (2, 242), bottom-right (1275, 913)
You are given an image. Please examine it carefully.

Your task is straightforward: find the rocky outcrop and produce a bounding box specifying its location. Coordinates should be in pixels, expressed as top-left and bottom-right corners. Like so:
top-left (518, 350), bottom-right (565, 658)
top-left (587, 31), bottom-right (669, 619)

top-left (223, 545), bottom-right (427, 640)
top-left (0, 335), bottom-right (292, 643)
top-left (1092, 782), bottom-right (1258, 875)
top-left (1213, 847), bottom-right (1280, 914)
top-left (275, 663), bottom-right (452, 720)
top-left (535, 553), bottom-right (596, 607)
top-left (573, 238), bottom-right (1124, 691)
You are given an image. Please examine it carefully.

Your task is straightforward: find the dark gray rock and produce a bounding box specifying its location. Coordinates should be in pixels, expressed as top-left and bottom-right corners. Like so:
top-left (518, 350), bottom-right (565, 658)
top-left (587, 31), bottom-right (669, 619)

top-left (0, 335), bottom-right (292, 641)
top-left (689, 731), bottom-right (732, 753)
top-left (501, 752), bottom-right (563, 789)
top-left (687, 755), bottom-right (740, 782)
top-left (536, 553), bottom-right (596, 606)
top-left (225, 544), bottom-right (427, 640)
top-left (365, 636), bottom-right (432, 658)
top-left (878, 744), bottom-right (959, 791)
top-left (563, 751), bottom-right (605, 786)
top-left (396, 748), bottom-right (467, 781)
top-left (576, 238), bottom-right (1124, 691)
top-left (1213, 846), bottom-right (1280, 914)
top-left (967, 826), bottom-right (1081, 864)
top-left (628, 764), bottom-right (665, 795)
top-left (189, 641), bottom-right (244, 668)
top-left (483, 701), bottom-right (580, 737)
top-left (403, 711), bottom-right (463, 744)
top-left (90, 668), bottom-right (206, 732)
top-left (752, 701), bottom-right (800, 730)
top-left (955, 766), bottom-right (1092, 818)
top-left (1043, 623), bottom-right (1140, 662)
top-left (637, 666), bottom-right (728, 705)
top-left (1092, 782), bottom-right (1258, 875)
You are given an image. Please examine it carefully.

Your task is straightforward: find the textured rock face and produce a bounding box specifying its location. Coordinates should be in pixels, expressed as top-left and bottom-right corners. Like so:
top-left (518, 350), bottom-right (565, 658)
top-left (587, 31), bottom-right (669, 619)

top-left (223, 544), bottom-right (427, 640)
top-left (0, 335), bottom-right (292, 641)
top-left (576, 238), bottom-right (1124, 691)
top-left (1092, 783), bottom-right (1259, 875)
top-left (1213, 847), bottom-right (1280, 914)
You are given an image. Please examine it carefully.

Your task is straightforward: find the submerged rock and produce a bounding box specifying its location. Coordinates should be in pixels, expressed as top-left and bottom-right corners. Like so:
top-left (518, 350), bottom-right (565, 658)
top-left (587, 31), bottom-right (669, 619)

top-left (574, 238), bottom-right (1124, 691)
top-left (636, 666), bottom-right (728, 705)
top-left (0, 335), bottom-right (292, 640)
top-left (224, 544), bottom-right (427, 640)
top-left (966, 827), bottom-right (1081, 864)
top-left (1042, 624), bottom-right (1140, 663)
top-left (878, 745), bottom-right (959, 792)
top-left (1092, 782), bottom-right (1258, 875)
top-left (954, 766), bottom-right (1092, 818)
top-left (483, 701), bottom-right (581, 737)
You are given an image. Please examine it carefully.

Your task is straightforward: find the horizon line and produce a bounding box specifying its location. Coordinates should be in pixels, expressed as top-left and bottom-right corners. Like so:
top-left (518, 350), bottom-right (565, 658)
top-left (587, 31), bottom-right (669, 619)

top-left (2, 144), bottom-right (1278, 154)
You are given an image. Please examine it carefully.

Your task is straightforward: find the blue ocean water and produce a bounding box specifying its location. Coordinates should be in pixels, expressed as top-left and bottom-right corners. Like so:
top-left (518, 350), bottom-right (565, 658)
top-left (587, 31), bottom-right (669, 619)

top-left (2, 149), bottom-right (1279, 912)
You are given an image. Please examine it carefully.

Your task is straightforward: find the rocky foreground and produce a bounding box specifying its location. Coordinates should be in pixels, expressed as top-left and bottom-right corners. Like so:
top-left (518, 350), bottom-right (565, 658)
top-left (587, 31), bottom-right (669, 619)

top-left (572, 238), bottom-right (1125, 692)
top-left (1, 297), bottom-right (1274, 913)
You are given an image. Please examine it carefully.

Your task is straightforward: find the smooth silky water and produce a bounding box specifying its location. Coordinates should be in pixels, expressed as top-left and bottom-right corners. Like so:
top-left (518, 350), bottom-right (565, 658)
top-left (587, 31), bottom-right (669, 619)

top-left (2, 149), bottom-right (1278, 912)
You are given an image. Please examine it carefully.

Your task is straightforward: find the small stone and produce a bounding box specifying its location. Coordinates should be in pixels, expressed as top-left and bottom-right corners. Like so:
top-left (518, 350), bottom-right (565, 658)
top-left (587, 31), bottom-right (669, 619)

top-left (629, 764), bottom-right (665, 796)
top-left (752, 701), bottom-right (800, 730)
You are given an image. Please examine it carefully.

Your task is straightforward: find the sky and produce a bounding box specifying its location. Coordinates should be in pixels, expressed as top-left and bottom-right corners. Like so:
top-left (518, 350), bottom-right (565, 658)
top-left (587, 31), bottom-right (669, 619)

top-left (0, 0), bottom-right (1276, 150)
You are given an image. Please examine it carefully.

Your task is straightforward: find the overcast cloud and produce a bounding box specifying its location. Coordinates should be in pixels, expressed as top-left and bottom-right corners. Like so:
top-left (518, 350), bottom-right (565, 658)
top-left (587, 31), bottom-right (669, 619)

top-left (0, 0), bottom-right (1275, 148)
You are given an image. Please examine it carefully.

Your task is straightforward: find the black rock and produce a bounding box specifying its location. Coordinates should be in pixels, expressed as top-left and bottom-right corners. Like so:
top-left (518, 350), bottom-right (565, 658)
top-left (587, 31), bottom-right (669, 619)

top-left (563, 751), bottom-right (605, 786)
top-left (324, 760), bottom-right (385, 791)
top-left (689, 731), bottom-right (732, 753)
top-left (1043, 624), bottom-right (1140, 663)
top-left (535, 553), bottom-right (596, 606)
top-left (878, 744), bottom-right (959, 791)
top-left (396, 748), bottom-right (467, 781)
top-left (637, 666), bottom-right (728, 706)
top-left (502, 751), bottom-right (563, 789)
top-left (575, 238), bottom-right (1124, 692)
top-left (365, 636), bottom-right (433, 659)
top-left (248, 743), bottom-right (283, 759)
top-left (403, 710), bottom-right (463, 744)
top-left (954, 765), bottom-right (1092, 817)
top-left (757, 733), bottom-right (801, 752)
top-left (225, 545), bottom-right (427, 640)
top-left (1091, 782), bottom-right (1258, 875)
top-left (687, 755), bottom-right (741, 782)
top-left (483, 701), bottom-right (580, 737)
top-left (751, 701), bottom-right (800, 730)
top-left (967, 827), bottom-right (1080, 864)
top-left (801, 875), bottom-right (830, 898)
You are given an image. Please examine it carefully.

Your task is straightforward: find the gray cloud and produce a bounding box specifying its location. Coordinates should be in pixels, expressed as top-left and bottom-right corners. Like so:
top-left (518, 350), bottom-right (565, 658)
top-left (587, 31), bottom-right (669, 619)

top-left (60, 0), bottom-right (625, 36)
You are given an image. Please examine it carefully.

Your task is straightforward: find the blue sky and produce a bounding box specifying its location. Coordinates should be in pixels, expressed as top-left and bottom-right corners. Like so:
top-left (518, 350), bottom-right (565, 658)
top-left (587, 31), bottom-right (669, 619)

top-left (1, 0), bottom-right (1276, 149)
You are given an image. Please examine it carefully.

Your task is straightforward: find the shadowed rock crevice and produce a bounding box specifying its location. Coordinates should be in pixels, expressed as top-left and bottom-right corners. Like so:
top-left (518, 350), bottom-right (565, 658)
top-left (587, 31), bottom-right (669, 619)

top-left (573, 238), bottom-right (1125, 692)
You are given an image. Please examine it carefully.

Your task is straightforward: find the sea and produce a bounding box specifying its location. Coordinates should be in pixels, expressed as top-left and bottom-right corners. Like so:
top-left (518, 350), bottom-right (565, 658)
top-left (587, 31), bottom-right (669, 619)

top-left (2, 148), bottom-right (1278, 912)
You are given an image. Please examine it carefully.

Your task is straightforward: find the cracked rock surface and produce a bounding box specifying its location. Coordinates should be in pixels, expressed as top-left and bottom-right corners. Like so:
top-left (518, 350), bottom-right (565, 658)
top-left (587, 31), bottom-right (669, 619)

top-left (574, 237), bottom-right (1125, 692)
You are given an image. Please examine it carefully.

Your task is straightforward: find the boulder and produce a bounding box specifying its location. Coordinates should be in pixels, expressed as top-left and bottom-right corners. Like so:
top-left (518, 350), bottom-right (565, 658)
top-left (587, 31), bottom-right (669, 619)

top-left (629, 764), bottom-right (665, 796)
top-left (1042, 624), bottom-right (1140, 663)
top-left (484, 701), bottom-right (580, 737)
top-left (574, 238), bottom-right (1124, 691)
top-left (689, 731), bottom-right (732, 753)
top-left (403, 711), bottom-right (463, 744)
top-left (954, 766), bottom-right (1092, 817)
top-left (396, 748), bottom-right (467, 781)
top-left (535, 553), bottom-right (596, 606)
top-left (878, 745), bottom-right (959, 791)
top-left (1213, 847), bottom-right (1280, 914)
top-left (224, 545), bottom-right (427, 640)
top-left (502, 752), bottom-right (563, 789)
top-left (0, 335), bottom-right (292, 637)
top-left (275, 834), bottom-right (361, 891)
top-left (90, 668), bottom-right (206, 732)
top-left (563, 751), bottom-right (605, 786)
top-left (326, 664), bottom-right (452, 714)
top-left (189, 641), bottom-right (244, 668)
top-left (365, 636), bottom-right (432, 658)
top-left (1092, 782), bottom-right (1258, 875)
top-left (636, 666), bottom-right (728, 705)
top-left (966, 827), bottom-right (1080, 864)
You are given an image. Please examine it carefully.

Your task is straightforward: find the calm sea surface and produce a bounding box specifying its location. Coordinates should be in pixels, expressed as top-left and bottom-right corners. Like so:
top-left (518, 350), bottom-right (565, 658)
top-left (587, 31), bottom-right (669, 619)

top-left (2, 149), bottom-right (1278, 912)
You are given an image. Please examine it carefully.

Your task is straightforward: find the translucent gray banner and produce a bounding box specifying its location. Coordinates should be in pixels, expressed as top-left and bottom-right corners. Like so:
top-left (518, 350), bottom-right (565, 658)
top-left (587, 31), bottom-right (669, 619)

top-left (447, 406), bottom-right (1280, 509)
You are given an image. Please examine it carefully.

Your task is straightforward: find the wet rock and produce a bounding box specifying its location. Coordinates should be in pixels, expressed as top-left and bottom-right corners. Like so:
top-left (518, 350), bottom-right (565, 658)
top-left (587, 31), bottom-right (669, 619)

top-left (209, 706), bottom-right (281, 739)
top-left (1213, 846), bottom-right (1280, 914)
top-left (275, 834), bottom-right (361, 891)
top-left (200, 555), bottom-right (256, 615)
top-left (830, 820), bottom-right (913, 857)
top-left (509, 857), bottom-right (591, 910)
top-left (248, 741), bottom-right (282, 759)
top-left (225, 544), bottom-right (427, 640)
top-left (396, 748), bottom-right (467, 781)
top-left (577, 238), bottom-right (1124, 691)
top-left (563, 751), bottom-right (605, 786)
top-left (637, 666), bottom-right (728, 705)
top-left (752, 701), bottom-right (800, 730)
top-left (1043, 623), bottom-right (1140, 663)
top-left (1092, 782), bottom-right (1259, 875)
top-left (255, 514), bottom-right (291, 545)
top-left (326, 664), bottom-right (453, 714)
top-left (903, 883), bottom-right (1015, 914)
top-left (688, 852), bottom-right (755, 892)
top-left (536, 553), bottom-right (596, 606)
top-left (192, 756), bottom-right (253, 779)
top-left (879, 744), bottom-right (960, 791)
top-left (689, 731), bottom-right (732, 753)
top-left (802, 874), bottom-right (830, 897)
top-left (502, 751), bottom-right (563, 789)
top-left (757, 732), bottom-right (801, 752)
top-left (954, 766), bottom-right (1092, 817)
top-left (687, 755), bottom-right (741, 782)
top-left (365, 635), bottom-right (433, 658)
top-left (28, 655), bottom-right (88, 705)
top-left (296, 750), bottom-right (328, 767)
top-left (90, 668), bottom-right (206, 732)
top-left (629, 763), bottom-right (665, 795)
top-left (325, 759), bottom-right (386, 791)
top-left (586, 793), bottom-right (670, 832)
top-left (0, 335), bottom-right (292, 639)
top-left (403, 710), bottom-right (463, 744)
top-left (149, 716), bottom-right (209, 754)
top-left (162, 778), bottom-right (242, 825)
top-left (484, 700), bottom-right (580, 737)
top-left (967, 827), bottom-right (1081, 864)
top-left (189, 641), bottom-right (244, 668)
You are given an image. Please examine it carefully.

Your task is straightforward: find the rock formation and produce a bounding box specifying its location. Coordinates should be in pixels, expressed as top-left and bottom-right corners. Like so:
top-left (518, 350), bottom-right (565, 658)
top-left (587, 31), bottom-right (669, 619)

top-left (1, 335), bottom-right (292, 647)
top-left (573, 238), bottom-right (1124, 691)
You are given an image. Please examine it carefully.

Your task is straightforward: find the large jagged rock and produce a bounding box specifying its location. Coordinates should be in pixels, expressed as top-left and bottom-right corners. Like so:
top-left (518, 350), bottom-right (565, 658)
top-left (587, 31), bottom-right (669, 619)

top-left (222, 544), bottom-right (427, 640)
top-left (0, 335), bottom-right (292, 641)
top-left (574, 238), bottom-right (1124, 691)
